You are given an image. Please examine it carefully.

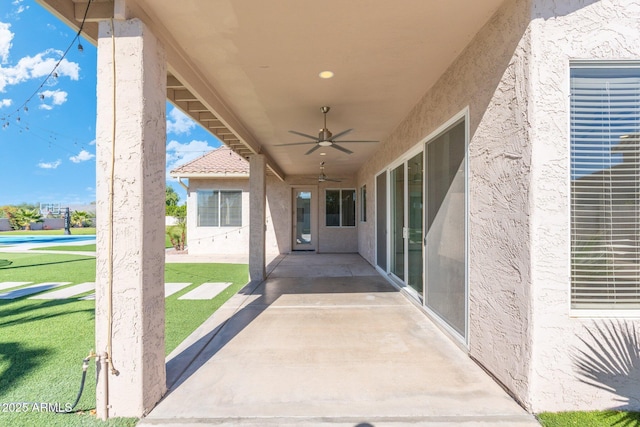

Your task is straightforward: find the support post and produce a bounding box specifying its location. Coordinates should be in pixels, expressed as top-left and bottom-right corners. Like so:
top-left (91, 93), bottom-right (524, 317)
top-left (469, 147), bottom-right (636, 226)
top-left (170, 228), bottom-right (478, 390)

top-left (95, 18), bottom-right (167, 418)
top-left (249, 154), bottom-right (266, 281)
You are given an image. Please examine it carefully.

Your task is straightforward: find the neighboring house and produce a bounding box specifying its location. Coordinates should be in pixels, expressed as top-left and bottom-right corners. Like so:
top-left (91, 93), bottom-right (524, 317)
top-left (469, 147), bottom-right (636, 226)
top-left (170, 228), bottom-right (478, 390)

top-left (170, 146), bottom-right (280, 256)
top-left (37, 0), bottom-right (640, 419)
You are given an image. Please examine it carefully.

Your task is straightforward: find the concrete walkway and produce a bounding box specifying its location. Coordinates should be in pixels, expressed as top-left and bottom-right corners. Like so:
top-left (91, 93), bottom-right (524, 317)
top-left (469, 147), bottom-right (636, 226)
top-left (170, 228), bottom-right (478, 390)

top-left (140, 253), bottom-right (539, 427)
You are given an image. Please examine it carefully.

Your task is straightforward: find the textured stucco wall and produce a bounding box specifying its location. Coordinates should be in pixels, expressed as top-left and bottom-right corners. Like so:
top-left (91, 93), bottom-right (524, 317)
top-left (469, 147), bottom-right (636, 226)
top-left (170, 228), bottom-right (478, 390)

top-left (528, 0), bottom-right (640, 412)
top-left (186, 177), bottom-right (281, 256)
top-left (186, 173), bottom-right (359, 256)
top-left (356, 0), bottom-right (535, 407)
top-left (95, 19), bottom-right (166, 417)
top-left (356, 0), bottom-right (640, 413)
top-left (318, 177), bottom-right (359, 253)
top-left (285, 175), bottom-right (359, 253)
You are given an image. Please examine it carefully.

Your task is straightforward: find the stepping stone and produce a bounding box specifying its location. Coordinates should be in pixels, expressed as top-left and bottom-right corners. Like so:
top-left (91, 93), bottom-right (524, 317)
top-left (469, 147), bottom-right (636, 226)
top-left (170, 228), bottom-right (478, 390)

top-left (0, 282), bottom-right (33, 291)
top-left (178, 282), bottom-right (232, 300)
top-left (165, 283), bottom-right (192, 297)
top-left (0, 282), bottom-right (71, 299)
top-left (79, 282), bottom-right (193, 301)
top-left (29, 282), bottom-right (95, 300)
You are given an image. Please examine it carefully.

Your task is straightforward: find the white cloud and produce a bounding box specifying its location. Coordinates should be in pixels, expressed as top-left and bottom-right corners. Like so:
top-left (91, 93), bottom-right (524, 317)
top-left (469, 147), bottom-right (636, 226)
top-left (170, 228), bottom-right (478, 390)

top-left (11, 1), bottom-right (28, 16)
top-left (38, 159), bottom-right (61, 169)
top-left (69, 149), bottom-right (95, 163)
top-left (39, 89), bottom-right (68, 109)
top-left (0, 49), bottom-right (80, 92)
top-left (88, 139), bottom-right (96, 146)
top-left (0, 22), bottom-right (13, 64)
top-left (166, 139), bottom-right (216, 178)
top-left (0, 98), bottom-right (11, 107)
top-left (166, 107), bottom-right (196, 135)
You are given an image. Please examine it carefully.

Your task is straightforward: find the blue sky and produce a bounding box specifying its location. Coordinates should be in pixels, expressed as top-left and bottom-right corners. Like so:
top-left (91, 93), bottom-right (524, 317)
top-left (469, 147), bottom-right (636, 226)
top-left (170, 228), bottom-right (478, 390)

top-left (0, 0), bottom-right (220, 207)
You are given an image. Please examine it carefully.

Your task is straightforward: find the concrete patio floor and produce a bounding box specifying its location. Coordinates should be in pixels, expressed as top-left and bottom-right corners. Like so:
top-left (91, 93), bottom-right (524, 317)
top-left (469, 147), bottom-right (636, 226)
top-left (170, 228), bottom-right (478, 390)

top-left (139, 253), bottom-right (539, 427)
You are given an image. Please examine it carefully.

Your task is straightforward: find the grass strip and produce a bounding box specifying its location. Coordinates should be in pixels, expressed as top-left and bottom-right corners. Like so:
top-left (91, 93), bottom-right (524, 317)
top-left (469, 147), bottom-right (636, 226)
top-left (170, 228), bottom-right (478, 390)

top-left (538, 411), bottom-right (640, 426)
top-left (31, 244), bottom-right (96, 252)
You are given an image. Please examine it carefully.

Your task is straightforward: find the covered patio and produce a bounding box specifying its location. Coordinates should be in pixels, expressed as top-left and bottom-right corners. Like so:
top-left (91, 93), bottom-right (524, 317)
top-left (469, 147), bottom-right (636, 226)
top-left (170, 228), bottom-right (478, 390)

top-left (140, 253), bottom-right (538, 426)
top-left (34, 0), bottom-right (640, 418)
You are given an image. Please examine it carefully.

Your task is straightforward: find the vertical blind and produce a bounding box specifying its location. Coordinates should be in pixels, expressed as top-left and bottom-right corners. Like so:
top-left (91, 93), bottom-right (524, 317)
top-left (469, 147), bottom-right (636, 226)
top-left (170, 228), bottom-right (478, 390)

top-left (570, 66), bottom-right (640, 309)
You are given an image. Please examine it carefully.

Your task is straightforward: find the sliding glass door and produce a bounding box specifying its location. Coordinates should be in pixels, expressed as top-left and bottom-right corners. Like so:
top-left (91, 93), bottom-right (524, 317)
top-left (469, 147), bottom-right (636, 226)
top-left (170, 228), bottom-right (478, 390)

top-left (388, 151), bottom-right (424, 296)
top-left (390, 165), bottom-right (405, 281)
top-left (425, 119), bottom-right (466, 338)
top-left (376, 115), bottom-right (466, 341)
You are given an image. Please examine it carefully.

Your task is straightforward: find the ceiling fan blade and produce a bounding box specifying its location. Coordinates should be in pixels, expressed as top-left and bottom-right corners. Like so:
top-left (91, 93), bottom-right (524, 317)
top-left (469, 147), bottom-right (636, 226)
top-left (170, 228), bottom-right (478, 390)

top-left (289, 130), bottom-right (319, 140)
top-left (274, 141), bottom-right (317, 147)
top-left (325, 178), bottom-right (342, 182)
top-left (330, 144), bottom-right (353, 155)
top-left (332, 140), bottom-right (379, 143)
top-left (329, 128), bottom-right (353, 141)
top-left (305, 144), bottom-right (322, 155)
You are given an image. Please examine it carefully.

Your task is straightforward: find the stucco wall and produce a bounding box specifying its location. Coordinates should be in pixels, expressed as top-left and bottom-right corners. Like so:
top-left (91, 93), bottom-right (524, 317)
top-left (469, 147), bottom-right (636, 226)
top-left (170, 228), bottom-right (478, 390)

top-left (187, 178), bottom-right (280, 256)
top-left (357, 0), bottom-right (535, 407)
top-left (285, 175), bottom-right (360, 253)
top-left (528, 0), bottom-right (640, 412)
top-left (356, 0), bottom-right (640, 413)
top-left (186, 173), bottom-right (359, 256)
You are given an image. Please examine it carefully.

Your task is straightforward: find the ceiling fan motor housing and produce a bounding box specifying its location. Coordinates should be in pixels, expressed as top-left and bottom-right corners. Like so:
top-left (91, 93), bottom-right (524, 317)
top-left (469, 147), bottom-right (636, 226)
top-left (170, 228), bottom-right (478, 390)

top-left (318, 128), bottom-right (333, 144)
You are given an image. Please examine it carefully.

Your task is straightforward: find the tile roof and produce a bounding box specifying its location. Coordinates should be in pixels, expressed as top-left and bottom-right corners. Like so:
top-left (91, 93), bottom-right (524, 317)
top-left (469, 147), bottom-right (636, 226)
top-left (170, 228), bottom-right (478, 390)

top-left (170, 146), bottom-right (249, 176)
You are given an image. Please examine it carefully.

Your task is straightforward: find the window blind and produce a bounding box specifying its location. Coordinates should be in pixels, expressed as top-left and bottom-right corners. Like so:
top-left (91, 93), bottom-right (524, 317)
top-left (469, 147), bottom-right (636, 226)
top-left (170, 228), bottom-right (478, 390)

top-left (570, 66), bottom-right (640, 309)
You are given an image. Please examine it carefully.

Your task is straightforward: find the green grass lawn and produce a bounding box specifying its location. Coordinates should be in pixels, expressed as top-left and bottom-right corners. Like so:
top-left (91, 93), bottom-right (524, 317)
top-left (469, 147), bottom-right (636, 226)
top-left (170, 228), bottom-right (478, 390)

top-left (538, 410), bottom-right (640, 426)
top-left (0, 252), bottom-right (248, 427)
top-left (31, 244), bottom-right (96, 252)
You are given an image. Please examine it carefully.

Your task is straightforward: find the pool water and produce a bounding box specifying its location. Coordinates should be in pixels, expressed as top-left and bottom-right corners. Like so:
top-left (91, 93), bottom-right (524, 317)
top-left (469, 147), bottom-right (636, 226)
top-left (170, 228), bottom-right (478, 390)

top-left (0, 235), bottom-right (96, 245)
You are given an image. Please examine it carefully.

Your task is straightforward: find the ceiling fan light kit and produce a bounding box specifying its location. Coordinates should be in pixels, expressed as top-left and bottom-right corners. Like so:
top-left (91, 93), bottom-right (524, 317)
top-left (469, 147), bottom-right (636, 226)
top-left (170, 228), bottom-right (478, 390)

top-left (275, 106), bottom-right (378, 155)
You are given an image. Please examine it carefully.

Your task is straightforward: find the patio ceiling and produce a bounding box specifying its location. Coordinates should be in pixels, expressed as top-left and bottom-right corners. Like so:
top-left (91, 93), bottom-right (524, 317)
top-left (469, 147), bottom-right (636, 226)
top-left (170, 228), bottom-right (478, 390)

top-left (38, 0), bottom-right (506, 180)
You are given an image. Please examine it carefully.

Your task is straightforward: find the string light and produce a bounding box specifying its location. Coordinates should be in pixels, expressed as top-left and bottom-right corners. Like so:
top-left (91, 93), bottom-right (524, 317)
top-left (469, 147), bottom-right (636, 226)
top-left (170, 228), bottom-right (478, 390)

top-left (3, 0), bottom-right (93, 124)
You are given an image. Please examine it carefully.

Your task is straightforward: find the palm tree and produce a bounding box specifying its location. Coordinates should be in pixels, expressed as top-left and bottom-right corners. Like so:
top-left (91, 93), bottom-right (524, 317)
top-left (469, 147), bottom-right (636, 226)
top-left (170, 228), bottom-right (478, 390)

top-left (71, 210), bottom-right (93, 227)
top-left (15, 208), bottom-right (43, 230)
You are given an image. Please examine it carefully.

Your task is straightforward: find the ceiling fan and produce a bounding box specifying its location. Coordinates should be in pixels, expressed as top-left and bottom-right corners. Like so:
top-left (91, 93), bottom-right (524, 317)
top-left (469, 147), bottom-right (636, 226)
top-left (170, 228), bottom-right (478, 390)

top-left (318, 162), bottom-right (341, 182)
top-left (276, 106), bottom-right (378, 155)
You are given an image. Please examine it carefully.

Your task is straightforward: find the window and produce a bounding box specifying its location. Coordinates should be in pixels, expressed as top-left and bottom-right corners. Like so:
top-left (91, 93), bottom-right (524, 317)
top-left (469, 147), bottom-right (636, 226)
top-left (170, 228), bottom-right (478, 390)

top-left (570, 64), bottom-right (640, 309)
top-left (360, 185), bottom-right (367, 222)
top-left (197, 190), bottom-right (242, 227)
top-left (326, 189), bottom-right (356, 227)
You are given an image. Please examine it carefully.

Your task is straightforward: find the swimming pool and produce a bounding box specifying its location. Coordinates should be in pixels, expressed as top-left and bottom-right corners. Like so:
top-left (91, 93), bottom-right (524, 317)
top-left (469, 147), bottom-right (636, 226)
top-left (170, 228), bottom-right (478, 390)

top-left (0, 235), bottom-right (96, 245)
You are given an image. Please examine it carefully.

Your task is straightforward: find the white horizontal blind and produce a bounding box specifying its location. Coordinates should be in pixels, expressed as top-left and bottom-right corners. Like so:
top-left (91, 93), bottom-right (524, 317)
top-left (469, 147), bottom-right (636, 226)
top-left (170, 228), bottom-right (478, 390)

top-left (571, 66), bottom-right (640, 309)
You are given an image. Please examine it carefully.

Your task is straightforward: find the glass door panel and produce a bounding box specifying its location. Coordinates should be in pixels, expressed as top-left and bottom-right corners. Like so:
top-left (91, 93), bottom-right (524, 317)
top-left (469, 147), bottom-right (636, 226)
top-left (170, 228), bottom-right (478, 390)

top-left (390, 164), bottom-right (405, 280)
top-left (376, 172), bottom-right (387, 270)
top-left (425, 120), bottom-right (466, 337)
top-left (293, 189), bottom-right (315, 250)
top-left (407, 152), bottom-right (424, 296)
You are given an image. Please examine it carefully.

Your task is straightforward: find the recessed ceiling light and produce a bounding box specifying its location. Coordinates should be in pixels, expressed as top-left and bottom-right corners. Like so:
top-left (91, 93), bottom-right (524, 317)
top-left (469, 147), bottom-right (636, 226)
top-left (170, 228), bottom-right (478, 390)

top-left (320, 152), bottom-right (327, 156)
top-left (319, 71), bottom-right (334, 79)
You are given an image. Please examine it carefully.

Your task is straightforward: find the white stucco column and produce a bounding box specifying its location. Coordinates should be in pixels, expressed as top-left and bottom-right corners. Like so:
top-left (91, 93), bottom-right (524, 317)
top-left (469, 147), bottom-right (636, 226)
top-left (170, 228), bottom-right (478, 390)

top-left (95, 18), bottom-right (167, 418)
top-left (249, 154), bottom-right (266, 281)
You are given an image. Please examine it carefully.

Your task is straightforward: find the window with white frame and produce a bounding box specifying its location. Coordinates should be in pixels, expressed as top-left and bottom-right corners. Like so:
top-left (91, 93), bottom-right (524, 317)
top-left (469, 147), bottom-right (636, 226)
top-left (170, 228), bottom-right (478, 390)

top-left (326, 189), bottom-right (356, 227)
top-left (570, 64), bottom-right (640, 309)
top-left (197, 190), bottom-right (242, 227)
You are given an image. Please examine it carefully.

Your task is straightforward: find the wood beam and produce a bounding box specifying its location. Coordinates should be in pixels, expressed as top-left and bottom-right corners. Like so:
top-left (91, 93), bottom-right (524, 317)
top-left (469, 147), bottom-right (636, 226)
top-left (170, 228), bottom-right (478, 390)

top-left (74, 1), bottom-right (114, 22)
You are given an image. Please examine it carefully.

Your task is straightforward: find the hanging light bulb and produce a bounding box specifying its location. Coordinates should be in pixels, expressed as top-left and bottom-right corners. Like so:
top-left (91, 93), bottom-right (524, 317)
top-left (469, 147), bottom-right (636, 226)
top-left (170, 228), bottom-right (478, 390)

top-left (77, 42), bottom-right (84, 53)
